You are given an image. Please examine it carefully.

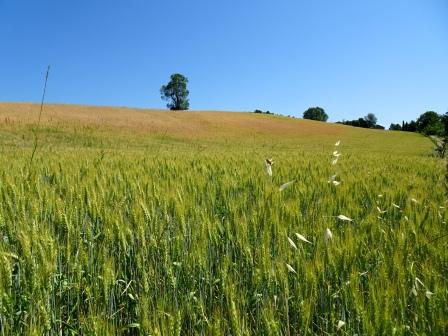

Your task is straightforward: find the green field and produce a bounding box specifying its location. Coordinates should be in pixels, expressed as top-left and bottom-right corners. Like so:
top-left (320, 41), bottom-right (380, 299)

top-left (0, 103), bottom-right (446, 335)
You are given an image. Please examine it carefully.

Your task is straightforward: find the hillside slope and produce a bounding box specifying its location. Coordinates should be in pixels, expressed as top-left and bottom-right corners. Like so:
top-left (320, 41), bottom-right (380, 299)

top-left (0, 102), bottom-right (430, 154)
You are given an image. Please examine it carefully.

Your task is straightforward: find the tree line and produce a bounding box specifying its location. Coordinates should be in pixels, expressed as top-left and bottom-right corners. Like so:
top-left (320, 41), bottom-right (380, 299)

top-left (389, 111), bottom-right (448, 136)
top-left (300, 107), bottom-right (384, 129)
top-left (336, 113), bottom-right (384, 129)
top-left (292, 106), bottom-right (448, 138)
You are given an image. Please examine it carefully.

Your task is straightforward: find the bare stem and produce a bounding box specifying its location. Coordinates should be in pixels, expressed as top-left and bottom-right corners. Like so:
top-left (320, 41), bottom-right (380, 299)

top-left (29, 65), bottom-right (50, 169)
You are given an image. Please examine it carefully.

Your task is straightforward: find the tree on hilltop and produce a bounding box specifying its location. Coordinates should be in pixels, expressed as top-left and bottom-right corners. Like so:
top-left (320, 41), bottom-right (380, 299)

top-left (160, 73), bottom-right (190, 110)
top-left (364, 113), bottom-right (378, 128)
top-left (303, 107), bottom-right (328, 122)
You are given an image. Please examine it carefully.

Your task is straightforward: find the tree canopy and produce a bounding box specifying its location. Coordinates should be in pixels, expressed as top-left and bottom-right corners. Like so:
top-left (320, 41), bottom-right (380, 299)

top-left (364, 113), bottom-right (378, 128)
top-left (389, 123), bottom-right (402, 131)
top-left (160, 73), bottom-right (190, 110)
top-left (416, 111), bottom-right (444, 135)
top-left (302, 107), bottom-right (328, 122)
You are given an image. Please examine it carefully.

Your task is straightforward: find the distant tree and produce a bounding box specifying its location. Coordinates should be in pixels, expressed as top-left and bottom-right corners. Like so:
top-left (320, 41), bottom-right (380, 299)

top-left (160, 73), bottom-right (190, 110)
top-left (389, 123), bottom-right (402, 131)
top-left (303, 107), bottom-right (328, 122)
top-left (364, 113), bottom-right (378, 128)
top-left (416, 111), bottom-right (443, 135)
top-left (357, 118), bottom-right (369, 128)
top-left (402, 120), bottom-right (417, 132)
top-left (254, 109), bottom-right (272, 114)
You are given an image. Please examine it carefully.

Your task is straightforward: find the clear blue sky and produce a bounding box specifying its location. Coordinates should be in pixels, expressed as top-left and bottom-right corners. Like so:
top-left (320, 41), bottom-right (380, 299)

top-left (1, 0), bottom-right (447, 126)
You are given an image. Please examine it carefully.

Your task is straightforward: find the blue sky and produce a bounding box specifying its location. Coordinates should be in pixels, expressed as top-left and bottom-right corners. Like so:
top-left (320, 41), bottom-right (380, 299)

top-left (1, 0), bottom-right (447, 126)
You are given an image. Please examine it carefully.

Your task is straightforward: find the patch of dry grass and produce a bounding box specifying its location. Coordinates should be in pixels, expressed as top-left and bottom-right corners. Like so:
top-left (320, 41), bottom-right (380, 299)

top-left (0, 102), bottom-right (355, 139)
top-left (0, 102), bottom-right (431, 156)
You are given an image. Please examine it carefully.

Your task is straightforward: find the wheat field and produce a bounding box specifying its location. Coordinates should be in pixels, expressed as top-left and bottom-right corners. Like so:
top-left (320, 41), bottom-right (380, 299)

top-left (0, 103), bottom-right (446, 335)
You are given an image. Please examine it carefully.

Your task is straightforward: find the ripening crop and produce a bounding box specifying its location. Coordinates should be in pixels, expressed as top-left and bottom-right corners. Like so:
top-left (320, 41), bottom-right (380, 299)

top-left (0, 104), bottom-right (446, 335)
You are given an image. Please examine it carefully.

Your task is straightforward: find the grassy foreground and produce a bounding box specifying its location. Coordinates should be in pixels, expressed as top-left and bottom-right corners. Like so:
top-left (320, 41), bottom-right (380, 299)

top-left (0, 103), bottom-right (446, 335)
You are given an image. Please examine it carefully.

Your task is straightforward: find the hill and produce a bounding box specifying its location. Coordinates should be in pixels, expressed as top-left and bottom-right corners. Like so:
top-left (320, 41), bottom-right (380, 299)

top-left (0, 102), bottom-right (431, 155)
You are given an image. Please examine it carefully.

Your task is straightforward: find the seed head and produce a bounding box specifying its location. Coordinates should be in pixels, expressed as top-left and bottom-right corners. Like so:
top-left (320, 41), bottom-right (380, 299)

top-left (324, 228), bottom-right (333, 243)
